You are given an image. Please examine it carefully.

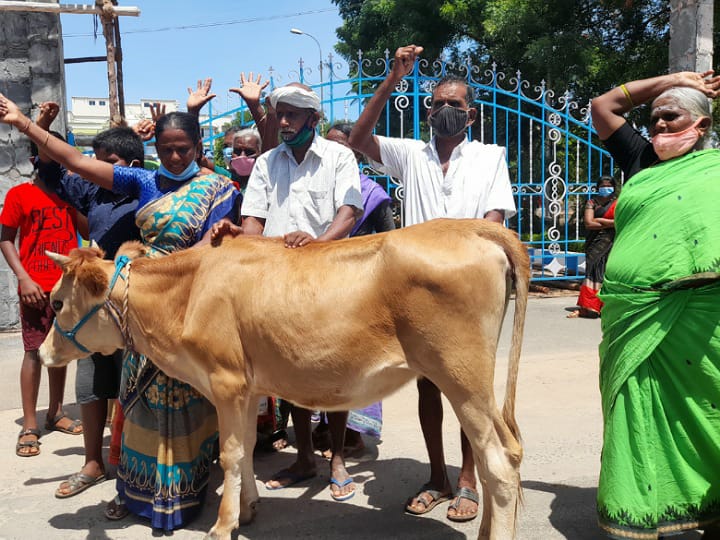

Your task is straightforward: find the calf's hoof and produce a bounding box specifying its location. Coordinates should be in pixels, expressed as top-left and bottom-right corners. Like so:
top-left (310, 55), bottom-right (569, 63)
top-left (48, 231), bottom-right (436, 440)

top-left (204, 528), bottom-right (230, 540)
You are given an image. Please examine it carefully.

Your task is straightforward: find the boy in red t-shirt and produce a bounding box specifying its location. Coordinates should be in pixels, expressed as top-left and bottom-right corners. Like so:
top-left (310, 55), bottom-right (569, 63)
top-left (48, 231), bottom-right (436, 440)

top-left (0, 155), bottom-right (83, 457)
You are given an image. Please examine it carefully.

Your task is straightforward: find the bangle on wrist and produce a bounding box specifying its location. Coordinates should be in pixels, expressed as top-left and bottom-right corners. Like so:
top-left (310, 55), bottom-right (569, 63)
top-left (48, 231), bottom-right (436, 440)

top-left (620, 84), bottom-right (635, 108)
top-left (18, 117), bottom-right (31, 133)
top-left (42, 130), bottom-right (50, 147)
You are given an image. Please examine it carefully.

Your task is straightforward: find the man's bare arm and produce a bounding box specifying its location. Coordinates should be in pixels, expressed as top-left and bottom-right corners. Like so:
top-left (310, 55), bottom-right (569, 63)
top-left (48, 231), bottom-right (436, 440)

top-left (348, 45), bottom-right (423, 163)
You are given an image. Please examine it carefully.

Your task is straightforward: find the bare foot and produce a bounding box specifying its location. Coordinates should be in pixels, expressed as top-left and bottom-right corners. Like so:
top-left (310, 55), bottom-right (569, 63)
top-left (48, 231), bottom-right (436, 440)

top-left (265, 462), bottom-right (316, 489)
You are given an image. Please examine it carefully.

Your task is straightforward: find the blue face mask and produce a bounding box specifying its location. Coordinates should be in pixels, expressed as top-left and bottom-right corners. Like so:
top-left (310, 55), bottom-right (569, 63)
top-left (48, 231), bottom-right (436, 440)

top-left (598, 186), bottom-right (614, 197)
top-left (159, 161), bottom-right (200, 182)
top-left (222, 146), bottom-right (233, 165)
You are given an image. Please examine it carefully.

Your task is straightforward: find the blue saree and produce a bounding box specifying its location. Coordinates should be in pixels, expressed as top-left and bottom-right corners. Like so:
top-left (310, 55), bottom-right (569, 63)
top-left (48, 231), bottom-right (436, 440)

top-left (114, 169), bottom-right (238, 530)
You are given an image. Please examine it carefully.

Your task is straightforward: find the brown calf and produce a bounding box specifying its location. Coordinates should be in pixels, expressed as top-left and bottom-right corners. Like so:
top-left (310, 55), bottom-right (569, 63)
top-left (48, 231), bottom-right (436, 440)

top-left (39, 218), bottom-right (529, 540)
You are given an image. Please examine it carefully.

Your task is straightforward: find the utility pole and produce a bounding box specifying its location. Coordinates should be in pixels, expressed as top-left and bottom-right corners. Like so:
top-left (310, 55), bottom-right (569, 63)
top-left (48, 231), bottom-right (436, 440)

top-left (0, 0), bottom-right (140, 125)
top-left (669, 0), bottom-right (714, 73)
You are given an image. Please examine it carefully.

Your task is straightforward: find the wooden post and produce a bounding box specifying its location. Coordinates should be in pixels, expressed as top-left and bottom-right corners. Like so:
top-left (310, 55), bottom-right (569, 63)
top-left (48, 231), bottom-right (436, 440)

top-left (0, 1), bottom-right (140, 127)
top-left (97, 0), bottom-right (121, 126)
top-left (113, 12), bottom-right (126, 120)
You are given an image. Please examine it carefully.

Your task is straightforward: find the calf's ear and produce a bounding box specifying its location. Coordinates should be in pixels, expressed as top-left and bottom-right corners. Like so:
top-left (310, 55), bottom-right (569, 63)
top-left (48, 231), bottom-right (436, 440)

top-left (76, 264), bottom-right (109, 298)
top-left (46, 251), bottom-right (71, 269)
top-left (116, 240), bottom-right (150, 260)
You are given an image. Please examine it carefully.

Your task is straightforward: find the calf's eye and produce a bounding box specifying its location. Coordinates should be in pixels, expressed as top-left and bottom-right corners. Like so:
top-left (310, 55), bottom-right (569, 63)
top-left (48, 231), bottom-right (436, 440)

top-left (51, 300), bottom-right (63, 312)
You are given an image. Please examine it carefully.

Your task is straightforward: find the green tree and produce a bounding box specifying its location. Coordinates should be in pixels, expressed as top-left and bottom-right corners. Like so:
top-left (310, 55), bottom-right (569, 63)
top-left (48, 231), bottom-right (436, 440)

top-left (332, 0), bottom-right (670, 106)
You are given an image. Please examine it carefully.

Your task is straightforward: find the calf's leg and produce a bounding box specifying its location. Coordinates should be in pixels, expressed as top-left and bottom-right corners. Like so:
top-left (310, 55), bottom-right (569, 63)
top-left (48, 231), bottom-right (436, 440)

top-left (453, 402), bottom-right (521, 540)
top-left (206, 398), bottom-right (250, 540)
top-left (238, 396), bottom-right (259, 524)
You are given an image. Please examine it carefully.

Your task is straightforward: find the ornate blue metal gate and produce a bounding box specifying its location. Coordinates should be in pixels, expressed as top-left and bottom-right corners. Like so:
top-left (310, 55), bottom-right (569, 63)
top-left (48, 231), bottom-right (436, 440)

top-left (201, 51), bottom-right (617, 282)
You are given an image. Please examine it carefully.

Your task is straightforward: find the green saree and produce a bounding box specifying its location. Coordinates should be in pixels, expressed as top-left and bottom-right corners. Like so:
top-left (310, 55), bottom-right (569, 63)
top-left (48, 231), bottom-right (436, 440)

top-left (597, 149), bottom-right (720, 538)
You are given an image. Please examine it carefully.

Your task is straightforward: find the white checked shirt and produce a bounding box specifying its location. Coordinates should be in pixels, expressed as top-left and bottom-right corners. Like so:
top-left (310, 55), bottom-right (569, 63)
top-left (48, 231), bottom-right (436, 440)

top-left (242, 135), bottom-right (363, 237)
top-left (373, 136), bottom-right (516, 226)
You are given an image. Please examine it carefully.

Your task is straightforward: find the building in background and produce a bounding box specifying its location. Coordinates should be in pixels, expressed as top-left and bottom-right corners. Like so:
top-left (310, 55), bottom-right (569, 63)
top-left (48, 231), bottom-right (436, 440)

top-left (68, 97), bottom-right (228, 144)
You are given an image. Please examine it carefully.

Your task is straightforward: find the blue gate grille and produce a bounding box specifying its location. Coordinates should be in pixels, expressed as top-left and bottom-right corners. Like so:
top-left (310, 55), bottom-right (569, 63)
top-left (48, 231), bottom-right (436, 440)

top-left (201, 51), bottom-right (618, 282)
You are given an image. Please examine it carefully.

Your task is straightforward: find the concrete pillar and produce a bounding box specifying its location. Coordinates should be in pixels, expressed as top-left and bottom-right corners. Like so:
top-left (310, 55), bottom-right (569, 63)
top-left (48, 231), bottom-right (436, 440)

top-left (669, 0), bottom-right (714, 72)
top-left (0, 1), bottom-right (66, 329)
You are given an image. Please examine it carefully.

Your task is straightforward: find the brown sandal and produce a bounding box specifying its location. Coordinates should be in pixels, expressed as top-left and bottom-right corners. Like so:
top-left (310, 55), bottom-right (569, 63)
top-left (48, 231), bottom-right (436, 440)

top-left (45, 413), bottom-right (83, 435)
top-left (16, 428), bottom-right (41, 457)
top-left (105, 495), bottom-right (129, 520)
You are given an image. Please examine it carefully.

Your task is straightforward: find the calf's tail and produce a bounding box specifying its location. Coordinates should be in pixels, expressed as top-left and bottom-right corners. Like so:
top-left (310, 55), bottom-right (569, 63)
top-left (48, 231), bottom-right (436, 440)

top-left (501, 235), bottom-right (529, 445)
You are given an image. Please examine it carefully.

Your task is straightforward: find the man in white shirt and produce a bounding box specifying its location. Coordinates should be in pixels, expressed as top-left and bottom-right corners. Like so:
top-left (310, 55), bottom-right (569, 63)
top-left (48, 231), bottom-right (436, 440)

top-left (349, 44), bottom-right (516, 522)
top-left (241, 84), bottom-right (363, 501)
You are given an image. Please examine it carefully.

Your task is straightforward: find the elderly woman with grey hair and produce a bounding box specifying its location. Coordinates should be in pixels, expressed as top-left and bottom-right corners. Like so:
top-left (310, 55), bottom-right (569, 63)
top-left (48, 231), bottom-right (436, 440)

top-left (591, 71), bottom-right (720, 539)
top-left (227, 128), bottom-right (262, 191)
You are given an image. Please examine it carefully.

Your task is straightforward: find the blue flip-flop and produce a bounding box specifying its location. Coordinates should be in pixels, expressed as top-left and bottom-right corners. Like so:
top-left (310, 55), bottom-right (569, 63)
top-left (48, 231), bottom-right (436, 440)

top-left (264, 468), bottom-right (317, 490)
top-left (329, 476), bottom-right (356, 501)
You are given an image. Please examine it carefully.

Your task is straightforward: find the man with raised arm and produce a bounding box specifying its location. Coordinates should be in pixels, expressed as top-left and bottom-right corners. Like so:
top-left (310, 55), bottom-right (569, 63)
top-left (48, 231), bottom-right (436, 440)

top-left (348, 44), bottom-right (516, 522)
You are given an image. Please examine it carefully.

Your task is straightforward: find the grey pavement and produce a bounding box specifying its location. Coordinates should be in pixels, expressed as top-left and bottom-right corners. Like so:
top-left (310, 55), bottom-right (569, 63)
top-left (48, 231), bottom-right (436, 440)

top-left (0, 295), bottom-right (701, 539)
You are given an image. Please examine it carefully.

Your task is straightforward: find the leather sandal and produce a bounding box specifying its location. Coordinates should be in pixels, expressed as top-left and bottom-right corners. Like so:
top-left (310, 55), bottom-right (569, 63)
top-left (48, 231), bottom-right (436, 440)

top-left (45, 412), bottom-right (83, 435)
top-left (16, 428), bottom-right (41, 457)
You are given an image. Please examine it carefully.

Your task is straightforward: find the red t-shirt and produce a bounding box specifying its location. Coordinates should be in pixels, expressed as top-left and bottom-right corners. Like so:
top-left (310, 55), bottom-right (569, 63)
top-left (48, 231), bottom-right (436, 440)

top-left (0, 182), bottom-right (78, 292)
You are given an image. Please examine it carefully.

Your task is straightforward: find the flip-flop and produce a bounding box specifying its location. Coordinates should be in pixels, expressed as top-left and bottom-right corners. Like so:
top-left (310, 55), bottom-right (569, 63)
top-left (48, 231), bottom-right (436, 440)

top-left (55, 472), bottom-right (106, 499)
top-left (446, 486), bottom-right (480, 522)
top-left (329, 477), bottom-right (356, 502)
top-left (105, 495), bottom-right (129, 521)
top-left (264, 469), bottom-right (317, 490)
top-left (405, 483), bottom-right (453, 515)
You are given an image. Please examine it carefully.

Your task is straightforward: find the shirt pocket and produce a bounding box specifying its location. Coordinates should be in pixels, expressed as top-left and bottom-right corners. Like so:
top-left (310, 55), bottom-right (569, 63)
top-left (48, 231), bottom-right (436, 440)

top-left (298, 188), bottom-right (334, 233)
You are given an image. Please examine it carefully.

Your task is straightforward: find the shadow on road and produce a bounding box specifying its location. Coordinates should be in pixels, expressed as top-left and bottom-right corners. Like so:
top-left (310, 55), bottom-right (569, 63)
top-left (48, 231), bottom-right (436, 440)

top-left (523, 480), bottom-right (703, 540)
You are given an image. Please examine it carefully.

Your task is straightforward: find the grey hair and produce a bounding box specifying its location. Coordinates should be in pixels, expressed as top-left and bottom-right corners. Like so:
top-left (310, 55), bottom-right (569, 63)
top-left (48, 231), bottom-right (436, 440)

top-left (233, 128), bottom-right (262, 152)
top-left (653, 87), bottom-right (713, 148)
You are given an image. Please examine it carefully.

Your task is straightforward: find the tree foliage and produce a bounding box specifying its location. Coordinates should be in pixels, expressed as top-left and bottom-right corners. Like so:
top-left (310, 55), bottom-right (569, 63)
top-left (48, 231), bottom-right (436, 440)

top-left (332, 0), bottom-right (672, 105)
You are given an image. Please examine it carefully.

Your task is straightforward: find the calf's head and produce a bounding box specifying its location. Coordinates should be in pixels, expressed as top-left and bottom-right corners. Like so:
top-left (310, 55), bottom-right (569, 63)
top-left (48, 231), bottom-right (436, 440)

top-left (39, 246), bottom-right (126, 367)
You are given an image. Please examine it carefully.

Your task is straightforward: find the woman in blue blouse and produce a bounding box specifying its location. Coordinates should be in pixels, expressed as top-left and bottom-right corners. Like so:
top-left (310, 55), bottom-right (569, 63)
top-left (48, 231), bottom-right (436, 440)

top-left (0, 96), bottom-right (239, 530)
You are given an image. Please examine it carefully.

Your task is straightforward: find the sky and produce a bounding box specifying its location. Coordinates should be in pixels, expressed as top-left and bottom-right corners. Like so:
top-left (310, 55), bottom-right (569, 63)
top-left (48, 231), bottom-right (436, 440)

top-left (59, 1), bottom-right (346, 117)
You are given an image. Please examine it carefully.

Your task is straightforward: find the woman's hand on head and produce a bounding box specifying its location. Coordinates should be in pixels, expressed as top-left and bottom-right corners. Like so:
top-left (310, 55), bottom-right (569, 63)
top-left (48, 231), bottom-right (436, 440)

top-left (674, 70), bottom-right (720, 98)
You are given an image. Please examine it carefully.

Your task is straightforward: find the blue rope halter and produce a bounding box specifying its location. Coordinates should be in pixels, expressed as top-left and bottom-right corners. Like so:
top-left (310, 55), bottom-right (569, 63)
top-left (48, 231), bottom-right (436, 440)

top-left (53, 255), bottom-right (132, 354)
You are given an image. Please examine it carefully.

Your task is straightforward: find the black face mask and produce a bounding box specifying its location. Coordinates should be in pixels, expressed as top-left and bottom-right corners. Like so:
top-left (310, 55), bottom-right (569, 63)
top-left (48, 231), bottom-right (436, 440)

top-left (429, 105), bottom-right (469, 138)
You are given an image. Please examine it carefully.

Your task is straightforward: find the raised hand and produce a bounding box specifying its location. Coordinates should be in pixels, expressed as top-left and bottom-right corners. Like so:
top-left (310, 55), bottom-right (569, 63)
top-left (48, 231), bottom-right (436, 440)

top-left (229, 72), bottom-right (270, 104)
top-left (37, 101), bottom-right (60, 130)
top-left (0, 93), bottom-right (26, 128)
top-left (187, 78), bottom-right (216, 114)
top-left (132, 118), bottom-right (155, 141)
top-left (391, 45), bottom-right (424, 80)
top-left (149, 102), bottom-right (166, 123)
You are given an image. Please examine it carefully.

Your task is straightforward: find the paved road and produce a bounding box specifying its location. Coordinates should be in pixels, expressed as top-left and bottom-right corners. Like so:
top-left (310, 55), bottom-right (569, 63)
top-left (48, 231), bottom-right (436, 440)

top-left (0, 296), bottom-right (702, 539)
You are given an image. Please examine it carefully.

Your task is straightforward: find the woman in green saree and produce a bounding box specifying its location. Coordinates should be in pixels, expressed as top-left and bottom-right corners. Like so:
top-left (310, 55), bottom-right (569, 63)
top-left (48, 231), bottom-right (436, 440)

top-left (592, 72), bottom-right (720, 539)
